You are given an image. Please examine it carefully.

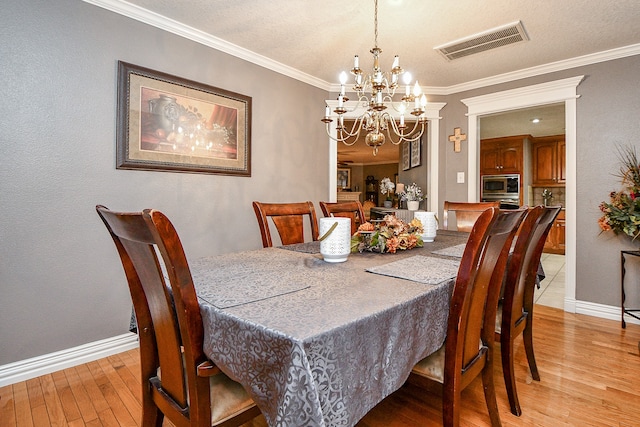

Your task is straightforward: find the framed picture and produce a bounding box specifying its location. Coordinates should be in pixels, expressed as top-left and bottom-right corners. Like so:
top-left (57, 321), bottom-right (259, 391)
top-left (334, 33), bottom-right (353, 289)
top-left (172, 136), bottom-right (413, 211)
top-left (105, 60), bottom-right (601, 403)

top-left (116, 61), bottom-right (251, 176)
top-left (402, 141), bottom-right (411, 171)
top-left (411, 139), bottom-right (421, 168)
top-left (337, 168), bottom-right (351, 189)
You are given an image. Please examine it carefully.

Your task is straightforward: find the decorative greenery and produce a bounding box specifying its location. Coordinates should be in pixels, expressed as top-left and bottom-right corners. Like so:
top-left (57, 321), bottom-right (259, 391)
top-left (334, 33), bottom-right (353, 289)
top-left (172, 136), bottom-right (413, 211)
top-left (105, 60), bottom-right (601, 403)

top-left (352, 215), bottom-right (424, 254)
top-left (380, 177), bottom-right (395, 201)
top-left (402, 182), bottom-right (424, 202)
top-left (598, 145), bottom-right (640, 241)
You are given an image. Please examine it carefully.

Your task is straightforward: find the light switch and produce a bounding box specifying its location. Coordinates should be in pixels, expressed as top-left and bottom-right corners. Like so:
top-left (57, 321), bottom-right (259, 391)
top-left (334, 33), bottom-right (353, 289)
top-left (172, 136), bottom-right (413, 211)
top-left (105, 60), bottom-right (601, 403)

top-left (457, 172), bottom-right (465, 184)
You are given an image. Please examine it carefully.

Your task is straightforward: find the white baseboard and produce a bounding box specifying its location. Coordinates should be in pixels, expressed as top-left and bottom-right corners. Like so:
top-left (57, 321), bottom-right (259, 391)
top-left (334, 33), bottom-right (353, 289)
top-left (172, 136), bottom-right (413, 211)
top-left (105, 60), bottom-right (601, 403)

top-left (575, 299), bottom-right (640, 326)
top-left (0, 333), bottom-right (139, 387)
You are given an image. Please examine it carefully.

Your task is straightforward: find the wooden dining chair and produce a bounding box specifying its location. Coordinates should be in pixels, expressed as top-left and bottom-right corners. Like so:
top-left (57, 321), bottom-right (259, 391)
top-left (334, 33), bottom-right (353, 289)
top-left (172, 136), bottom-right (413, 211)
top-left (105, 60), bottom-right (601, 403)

top-left (252, 201), bottom-right (319, 247)
top-left (496, 205), bottom-right (562, 416)
top-left (319, 201), bottom-right (366, 235)
top-left (362, 199), bottom-right (376, 221)
top-left (443, 201), bottom-right (501, 232)
top-left (409, 207), bottom-right (526, 427)
top-left (96, 205), bottom-right (261, 427)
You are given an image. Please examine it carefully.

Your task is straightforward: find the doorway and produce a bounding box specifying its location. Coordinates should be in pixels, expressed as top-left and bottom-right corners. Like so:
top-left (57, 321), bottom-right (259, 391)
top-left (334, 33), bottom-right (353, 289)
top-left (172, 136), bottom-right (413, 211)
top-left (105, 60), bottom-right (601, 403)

top-left (462, 75), bottom-right (583, 313)
top-left (479, 104), bottom-right (566, 308)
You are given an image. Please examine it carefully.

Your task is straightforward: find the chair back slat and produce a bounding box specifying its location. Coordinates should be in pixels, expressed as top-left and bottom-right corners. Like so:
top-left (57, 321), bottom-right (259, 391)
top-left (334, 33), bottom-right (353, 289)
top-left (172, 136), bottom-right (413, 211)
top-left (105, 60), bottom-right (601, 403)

top-left (252, 201), bottom-right (319, 247)
top-left (319, 201), bottom-right (366, 235)
top-left (443, 201), bottom-right (501, 232)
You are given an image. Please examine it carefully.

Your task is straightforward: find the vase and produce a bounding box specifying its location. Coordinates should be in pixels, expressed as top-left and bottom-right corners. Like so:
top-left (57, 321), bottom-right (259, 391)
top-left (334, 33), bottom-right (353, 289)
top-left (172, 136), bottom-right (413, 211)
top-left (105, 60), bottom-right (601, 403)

top-left (414, 211), bottom-right (437, 242)
top-left (384, 200), bottom-right (393, 208)
top-left (319, 217), bottom-right (351, 263)
top-left (407, 200), bottom-right (420, 211)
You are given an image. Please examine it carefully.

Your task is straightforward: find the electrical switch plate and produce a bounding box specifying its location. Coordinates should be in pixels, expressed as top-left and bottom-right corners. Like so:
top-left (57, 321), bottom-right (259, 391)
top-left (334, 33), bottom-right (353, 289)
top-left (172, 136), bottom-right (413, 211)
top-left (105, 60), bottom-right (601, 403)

top-left (457, 172), bottom-right (465, 184)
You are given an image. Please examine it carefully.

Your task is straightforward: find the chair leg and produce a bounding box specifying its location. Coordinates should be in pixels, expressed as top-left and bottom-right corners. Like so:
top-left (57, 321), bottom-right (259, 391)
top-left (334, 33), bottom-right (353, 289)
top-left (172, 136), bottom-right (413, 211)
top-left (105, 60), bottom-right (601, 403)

top-left (482, 362), bottom-right (502, 427)
top-left (141, 396), bottom-right (163, 427)
top-left (501, 334), bottom-right (522, 416)
top-left (442, 385), bottom-right (462, 427)
top-left (523, 321), bottom-right (540, 381)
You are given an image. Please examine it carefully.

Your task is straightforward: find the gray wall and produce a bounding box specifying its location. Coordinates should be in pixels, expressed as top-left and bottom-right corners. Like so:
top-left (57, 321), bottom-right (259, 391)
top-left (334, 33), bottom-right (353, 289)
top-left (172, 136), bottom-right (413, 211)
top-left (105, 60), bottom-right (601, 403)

top-left (436, 55), bottom-right (640, 308)
top-left (0, 0), bottom-right (329, 365)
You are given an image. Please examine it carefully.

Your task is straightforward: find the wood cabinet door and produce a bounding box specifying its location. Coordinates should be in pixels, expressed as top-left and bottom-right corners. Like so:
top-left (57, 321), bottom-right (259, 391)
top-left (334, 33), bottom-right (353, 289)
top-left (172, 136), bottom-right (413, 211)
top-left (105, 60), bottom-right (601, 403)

top-left (500, 142), bottom-right (523, 173)
top-left (556, 209), bottom-right (566, 253)
top-left (557, 140), bottom-right (566, 184)
top-left (480, 147), bottom-right (501, 174)
top-left (543, 210), bottom-right (565, 254)
top-left (532, 141), bottom-right (557, 185)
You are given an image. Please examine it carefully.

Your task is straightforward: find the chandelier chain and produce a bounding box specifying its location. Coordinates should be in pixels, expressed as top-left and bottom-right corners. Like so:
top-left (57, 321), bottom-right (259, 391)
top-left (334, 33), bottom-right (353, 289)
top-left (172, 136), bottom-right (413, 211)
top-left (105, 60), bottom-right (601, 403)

top-left (374, 0), bottom-right (378, 49)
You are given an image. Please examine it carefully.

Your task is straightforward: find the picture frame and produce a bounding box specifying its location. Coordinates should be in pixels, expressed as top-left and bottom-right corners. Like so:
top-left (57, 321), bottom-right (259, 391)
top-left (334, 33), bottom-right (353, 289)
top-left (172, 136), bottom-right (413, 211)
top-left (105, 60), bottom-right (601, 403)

top-left (410, 138), bottom-right (421, 168)
top-left (337, 168), bottom-right (351, 189)
top-left (116, 61), bottom-right (251, 176)
top-left (402, 141), bottom-right (411, 171)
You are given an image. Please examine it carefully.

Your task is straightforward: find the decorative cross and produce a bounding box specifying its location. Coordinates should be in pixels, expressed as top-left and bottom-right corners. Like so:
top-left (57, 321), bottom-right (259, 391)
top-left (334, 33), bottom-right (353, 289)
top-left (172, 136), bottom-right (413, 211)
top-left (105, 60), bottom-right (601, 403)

top-left (448, 127), bottom-right (466, 153)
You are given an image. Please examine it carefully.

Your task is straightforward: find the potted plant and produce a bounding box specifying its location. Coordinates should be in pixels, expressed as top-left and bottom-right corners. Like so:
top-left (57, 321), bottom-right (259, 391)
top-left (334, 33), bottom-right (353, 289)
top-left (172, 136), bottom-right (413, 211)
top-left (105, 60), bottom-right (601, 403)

top-left (598, 145), bottom-right (640, 241)
top-left (380, 177), bottom-right (395, 208)
top-left (403, 183), bottom-right (424, 211)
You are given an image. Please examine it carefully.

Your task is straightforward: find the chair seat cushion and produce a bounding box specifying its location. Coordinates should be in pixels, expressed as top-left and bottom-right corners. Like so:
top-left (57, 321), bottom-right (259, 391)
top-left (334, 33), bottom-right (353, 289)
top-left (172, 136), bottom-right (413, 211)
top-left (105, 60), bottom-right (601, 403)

top-left (210, 373), bottom-right (257, 425)
top-left (411, 343), bottom-right (446, 383)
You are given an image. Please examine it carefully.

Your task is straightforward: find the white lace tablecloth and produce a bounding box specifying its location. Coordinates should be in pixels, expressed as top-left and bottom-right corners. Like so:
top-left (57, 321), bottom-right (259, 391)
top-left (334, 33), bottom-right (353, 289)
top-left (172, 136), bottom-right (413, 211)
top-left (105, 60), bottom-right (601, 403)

top-left (192, 233), bottom-right (468, 427)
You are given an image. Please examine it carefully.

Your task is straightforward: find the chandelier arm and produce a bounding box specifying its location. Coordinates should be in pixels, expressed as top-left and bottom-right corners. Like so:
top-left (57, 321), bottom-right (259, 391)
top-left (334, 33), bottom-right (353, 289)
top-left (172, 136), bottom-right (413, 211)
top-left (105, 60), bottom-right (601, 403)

top-left (325, 116), bottom-right (366, 144)
top-left (386, 114), bottom-right (426, 143)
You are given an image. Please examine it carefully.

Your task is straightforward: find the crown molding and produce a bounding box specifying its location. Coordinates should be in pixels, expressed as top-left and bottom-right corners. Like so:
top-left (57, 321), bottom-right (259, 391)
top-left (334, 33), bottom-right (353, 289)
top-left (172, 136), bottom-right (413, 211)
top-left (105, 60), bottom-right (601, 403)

top-left (82, 0), bottom-right (331, 91)
top-left (442, 43), bottom-right (640, 95)
top-left (84, 1), bottom-right (639, 96)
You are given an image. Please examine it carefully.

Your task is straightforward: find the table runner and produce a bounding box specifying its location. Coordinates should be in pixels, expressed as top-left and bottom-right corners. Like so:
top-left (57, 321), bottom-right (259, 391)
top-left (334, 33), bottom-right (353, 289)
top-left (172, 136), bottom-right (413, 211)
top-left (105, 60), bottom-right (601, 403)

top-left (431, 243), bottom-right (467, 258)
top-left (191, 249), bottom-right (311, 308)
top-left (366, 255), bottom-right (460, 285)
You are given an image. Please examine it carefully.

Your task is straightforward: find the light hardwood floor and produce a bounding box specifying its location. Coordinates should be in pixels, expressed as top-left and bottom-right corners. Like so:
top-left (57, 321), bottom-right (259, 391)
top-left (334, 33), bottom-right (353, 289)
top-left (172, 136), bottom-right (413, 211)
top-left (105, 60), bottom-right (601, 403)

top-left (1, 305), bottom-right (639, 426)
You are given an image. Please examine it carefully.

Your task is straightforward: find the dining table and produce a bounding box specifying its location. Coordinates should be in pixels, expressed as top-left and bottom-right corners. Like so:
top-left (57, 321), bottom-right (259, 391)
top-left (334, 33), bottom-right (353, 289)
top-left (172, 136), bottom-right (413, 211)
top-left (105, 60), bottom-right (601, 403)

top-left (188, 230), bottom-right (470, 427)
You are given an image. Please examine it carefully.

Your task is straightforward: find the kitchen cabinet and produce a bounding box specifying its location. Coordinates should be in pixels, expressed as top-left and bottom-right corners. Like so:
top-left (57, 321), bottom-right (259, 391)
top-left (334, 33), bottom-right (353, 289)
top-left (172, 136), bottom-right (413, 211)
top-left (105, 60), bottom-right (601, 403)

top-left (480, 136), bottom-right (525, 175)
top-left (544, 209), bottom-right (565, 254)
top-left (532, 137), bottom-right (565, 186)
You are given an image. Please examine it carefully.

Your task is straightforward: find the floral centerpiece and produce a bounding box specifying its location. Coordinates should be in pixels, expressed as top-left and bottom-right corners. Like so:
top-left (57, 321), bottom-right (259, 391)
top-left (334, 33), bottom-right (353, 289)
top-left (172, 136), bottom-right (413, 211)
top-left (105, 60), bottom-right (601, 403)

top-left (598, 145), bottom-right (640, 241)
top-left (352, 214), bottom-right (424, 253)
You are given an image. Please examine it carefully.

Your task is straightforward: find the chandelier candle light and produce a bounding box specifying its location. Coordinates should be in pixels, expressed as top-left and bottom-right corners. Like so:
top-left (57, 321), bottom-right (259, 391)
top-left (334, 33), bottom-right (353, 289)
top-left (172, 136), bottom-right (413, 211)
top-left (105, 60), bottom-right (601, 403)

top-left (321, 0), bottom-right (427, 155)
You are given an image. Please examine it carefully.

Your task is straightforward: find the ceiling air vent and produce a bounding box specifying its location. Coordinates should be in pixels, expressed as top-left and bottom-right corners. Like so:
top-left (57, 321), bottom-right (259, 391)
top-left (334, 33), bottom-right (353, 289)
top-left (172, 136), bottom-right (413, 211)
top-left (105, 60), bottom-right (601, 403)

top-left (435, 21), bottom-right (529, 61)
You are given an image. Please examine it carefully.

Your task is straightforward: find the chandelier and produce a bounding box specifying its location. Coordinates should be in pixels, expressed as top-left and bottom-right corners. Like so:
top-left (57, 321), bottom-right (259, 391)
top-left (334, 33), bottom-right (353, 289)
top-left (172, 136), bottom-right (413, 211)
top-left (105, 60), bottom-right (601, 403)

top-left (321, 0), bottom-right (427, 156)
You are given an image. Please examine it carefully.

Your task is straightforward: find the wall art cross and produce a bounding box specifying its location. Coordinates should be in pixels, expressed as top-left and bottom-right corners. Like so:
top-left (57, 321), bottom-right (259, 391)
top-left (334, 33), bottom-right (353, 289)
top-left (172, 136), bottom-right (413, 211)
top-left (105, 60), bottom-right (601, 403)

top-left (448, 127), bottom-right (466, 153)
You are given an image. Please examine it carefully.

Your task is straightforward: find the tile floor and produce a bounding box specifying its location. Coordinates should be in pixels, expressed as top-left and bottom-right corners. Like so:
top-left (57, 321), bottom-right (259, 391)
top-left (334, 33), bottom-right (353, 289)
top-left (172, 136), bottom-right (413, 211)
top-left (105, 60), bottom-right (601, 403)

top-left (535, 253), bottom-right (565, 309)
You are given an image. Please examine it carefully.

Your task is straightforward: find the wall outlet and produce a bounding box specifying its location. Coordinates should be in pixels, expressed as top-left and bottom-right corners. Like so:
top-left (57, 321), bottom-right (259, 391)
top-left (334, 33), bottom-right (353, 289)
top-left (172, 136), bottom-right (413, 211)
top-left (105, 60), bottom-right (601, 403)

top-left (457, 172), bottom-right (465, 184)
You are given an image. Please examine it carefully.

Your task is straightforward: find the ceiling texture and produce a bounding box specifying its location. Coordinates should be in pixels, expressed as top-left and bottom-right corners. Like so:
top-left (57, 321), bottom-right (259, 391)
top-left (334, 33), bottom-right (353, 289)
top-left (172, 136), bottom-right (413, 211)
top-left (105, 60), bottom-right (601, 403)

top-left (91, 0), bottom-right (640, 164)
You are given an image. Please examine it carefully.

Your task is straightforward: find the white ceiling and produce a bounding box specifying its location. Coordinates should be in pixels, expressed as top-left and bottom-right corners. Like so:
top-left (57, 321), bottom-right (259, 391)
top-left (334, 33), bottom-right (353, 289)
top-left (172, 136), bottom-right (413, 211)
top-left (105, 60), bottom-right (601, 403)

top-left (92, 0), bottom-right (640, 163)
top-left (107, 0), bottom-right (640, 88)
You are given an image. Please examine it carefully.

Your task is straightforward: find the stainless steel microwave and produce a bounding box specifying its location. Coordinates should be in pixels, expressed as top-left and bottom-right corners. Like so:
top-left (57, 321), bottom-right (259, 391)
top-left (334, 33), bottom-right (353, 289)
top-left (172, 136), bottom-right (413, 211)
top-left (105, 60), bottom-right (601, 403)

top-left (481, 174), bottom-right (520, 199)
